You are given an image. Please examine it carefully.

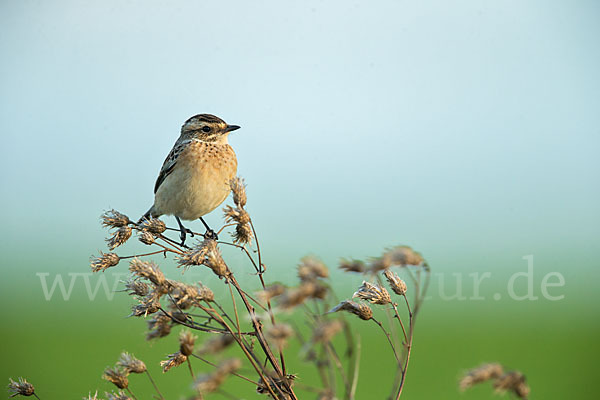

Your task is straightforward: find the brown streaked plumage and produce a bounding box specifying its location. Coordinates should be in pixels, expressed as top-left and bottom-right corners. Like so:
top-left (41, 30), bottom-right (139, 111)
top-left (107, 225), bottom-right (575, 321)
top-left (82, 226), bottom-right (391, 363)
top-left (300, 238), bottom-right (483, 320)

top-left (142, 114), bottom-right (240, 244)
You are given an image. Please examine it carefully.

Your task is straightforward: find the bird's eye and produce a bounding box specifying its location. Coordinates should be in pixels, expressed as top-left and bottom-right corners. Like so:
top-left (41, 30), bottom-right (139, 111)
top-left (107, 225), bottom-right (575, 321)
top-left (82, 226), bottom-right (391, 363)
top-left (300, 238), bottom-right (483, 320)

top-left (202, 126), bottom-right (212, 133)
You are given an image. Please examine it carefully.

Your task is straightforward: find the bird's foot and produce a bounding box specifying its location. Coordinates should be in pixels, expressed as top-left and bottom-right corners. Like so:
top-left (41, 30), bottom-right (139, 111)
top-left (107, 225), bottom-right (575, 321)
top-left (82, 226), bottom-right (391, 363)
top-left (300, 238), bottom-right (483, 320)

top-left (204, 229), bottom-right (218, 241)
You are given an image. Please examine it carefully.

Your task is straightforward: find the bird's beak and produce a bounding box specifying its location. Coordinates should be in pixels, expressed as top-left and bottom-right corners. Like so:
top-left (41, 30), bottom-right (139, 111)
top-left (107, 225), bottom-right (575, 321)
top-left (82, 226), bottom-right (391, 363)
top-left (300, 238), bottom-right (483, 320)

top-left (225, 124), bottom-right (241, 133)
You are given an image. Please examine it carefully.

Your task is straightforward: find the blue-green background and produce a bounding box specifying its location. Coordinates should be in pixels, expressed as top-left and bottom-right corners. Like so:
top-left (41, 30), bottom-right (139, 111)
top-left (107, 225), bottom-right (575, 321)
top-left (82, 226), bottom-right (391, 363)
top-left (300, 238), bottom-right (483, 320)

top-left (1, 1), bottom-right (598, 399)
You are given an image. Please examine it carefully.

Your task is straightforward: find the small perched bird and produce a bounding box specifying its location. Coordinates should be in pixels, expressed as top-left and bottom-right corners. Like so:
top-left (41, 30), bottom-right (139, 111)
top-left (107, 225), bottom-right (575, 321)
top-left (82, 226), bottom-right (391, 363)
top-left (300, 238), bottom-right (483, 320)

top-left (142, 114), bottom-right (240, 245)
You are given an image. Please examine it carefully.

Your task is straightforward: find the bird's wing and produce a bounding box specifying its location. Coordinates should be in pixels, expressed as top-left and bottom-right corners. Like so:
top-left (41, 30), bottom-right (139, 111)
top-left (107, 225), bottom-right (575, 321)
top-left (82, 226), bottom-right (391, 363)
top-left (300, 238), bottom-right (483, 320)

top-left (153, 140), bottom-right (190, 194)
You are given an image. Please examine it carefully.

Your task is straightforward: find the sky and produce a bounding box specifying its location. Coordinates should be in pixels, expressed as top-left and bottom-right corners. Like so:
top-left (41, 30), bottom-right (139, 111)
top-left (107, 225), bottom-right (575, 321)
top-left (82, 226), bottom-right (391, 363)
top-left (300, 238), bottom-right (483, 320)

top-left (0, 0), bottom-right (598, 282)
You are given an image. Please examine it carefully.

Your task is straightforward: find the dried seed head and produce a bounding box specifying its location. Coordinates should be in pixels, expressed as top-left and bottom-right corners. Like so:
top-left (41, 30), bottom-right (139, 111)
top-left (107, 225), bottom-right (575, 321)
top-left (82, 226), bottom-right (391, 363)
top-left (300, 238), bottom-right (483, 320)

top-left (177, 240), bottom-right (215, 268)
top-left (179, 330), bottom-right (196, 356)
top-left (369, 253), bottom-right (393, 272)
top-left (339, 259), bottom-right (366, 273)
top-left (105, 391), bottom-right (131, 400)
top-left (223, 205), bottom-right (251, 224)
top-left (160, 352), bottom-right (187, 372)
top-left (123, 278), bottom-right (150, 297)
top-left (138, 231), bottom-right (155, 245)
top-left (277, 283), bottom-right (317, 310)
top-left (198, 334), bottom-right (235, 355)
top-left (7, 377), bottom-right (35, 397)
top-left (204, 245), bottom-right (230, 279)
top-left (387, 246), bottom-right (424, 266)
top-left (102, 367), bottom-right (129, 389)
top-left (146, 314), bottom-right (172, 340)
top-left (312, 320), bottom-right (344, 343)
top-left (230, 177), bottom-right (247, 207)
top-left (257, 284), bottom-right (286, 302)
top-left (298, 256), bottom-right (329, 282)
top-left (383, 270), bottom-right (407, 296)
top-left (494, 371), bottom-right (530, 399)
top-left (353, 281), bottom-right (391, 305)
top-left (130, 295), bottom-right (161, 317)
top-left (233, 220), bottom-right (254, 245)
top-left (195, 358), bottom-right (242, 394)
top-left (106, 226), bottom-right (132, 250)
top-left (117, 352), bottom-right (147, 374)
top-left (91, 252), bottom-right (120, 272)
top-left (101, 210), bottom-right (130, 228)
top-left (329, 300), bottom-right (373, 320)
top-left (267, 323), bottom-right (294, 348)
top-left (129, 258), bottom-right (166, 287)
top-left (139, 217), bottom-right (166, 235)
top-left (459, 363), bottom-right (504, 391)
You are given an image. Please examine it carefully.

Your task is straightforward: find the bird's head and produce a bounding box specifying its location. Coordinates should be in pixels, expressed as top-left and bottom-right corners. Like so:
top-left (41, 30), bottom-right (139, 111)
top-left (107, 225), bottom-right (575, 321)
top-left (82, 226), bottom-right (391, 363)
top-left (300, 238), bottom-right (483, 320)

top-left (181, 114), bottom-right (240, 143)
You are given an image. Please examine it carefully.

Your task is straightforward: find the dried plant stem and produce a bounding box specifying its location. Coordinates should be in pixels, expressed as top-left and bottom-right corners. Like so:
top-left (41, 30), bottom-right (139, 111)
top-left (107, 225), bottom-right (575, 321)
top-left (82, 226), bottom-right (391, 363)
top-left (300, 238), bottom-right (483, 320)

top-left (144, 370), bottom-right (164, 400)
top-left (350, 335), bottom-right (361, 400)
top-left (372, 318), bottom-right (400, 363)
top-left (391, 303), bottom-right (409, 344)
top-left (325, 342), bottom-right (350, 396)
top-left (186, 357), bottom-right (195, 379)
top-left (32, 395), bottom-right (41, 400)
top-left (125, 388), bottom-right (139, 400)
top-left (228, 275), bottom-right (298, 399)
top-left (227, 281), bottom-right (242, 338)
top-left (120, 250), bottom-right (171, 260)
top-left (191, 354), bottom-right (260, 385)
top-left (201, 300), bottom-right (280, 399)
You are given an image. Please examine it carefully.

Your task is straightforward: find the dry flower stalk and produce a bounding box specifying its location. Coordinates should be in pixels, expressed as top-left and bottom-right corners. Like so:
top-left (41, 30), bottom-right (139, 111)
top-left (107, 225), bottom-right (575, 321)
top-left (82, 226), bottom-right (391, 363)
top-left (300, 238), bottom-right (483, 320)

top-left (198, 334), bottom-right (235, 355)
top-left (329, 300), bottom-right (373, 321)
top-left (460, 363), bottom-right (529, 399)
top-left (194, 358), bottom-right (242, 394)
top-left (117, 352), bottom-right (146, 374)
top-left (160, 352), bottom-right (187, 373)
top-left (459, 363), bottom-right (504, 391)
top-left (91, 252), bottom-right (120, 272)
top-left (383, 270), bottom-right (407, 296)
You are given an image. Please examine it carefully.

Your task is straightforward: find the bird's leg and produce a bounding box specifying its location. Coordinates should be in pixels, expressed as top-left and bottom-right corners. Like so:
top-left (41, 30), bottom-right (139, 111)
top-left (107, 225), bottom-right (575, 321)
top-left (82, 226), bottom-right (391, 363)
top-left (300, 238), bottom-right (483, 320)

top-left (200, 217), bottom-right (218, 240)
top-left (175, 216), bottom-right (194, 246)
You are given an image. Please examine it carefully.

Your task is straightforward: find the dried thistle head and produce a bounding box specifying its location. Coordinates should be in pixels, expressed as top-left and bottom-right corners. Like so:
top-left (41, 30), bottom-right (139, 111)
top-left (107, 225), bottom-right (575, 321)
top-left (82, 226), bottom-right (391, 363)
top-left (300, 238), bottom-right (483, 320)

top-left (230, 177), bottom-right (247, 208)
top-left (129, 258), bottom-right (166, 287)
top-left (177, 239), bottom-right (214, 268)
top-left (257, 284), bottom-right (286, 302)
top-left (198, 334), bottom-right (235, 355)
top-left (7, 377), bottom-right (35, 397)
top-left (160, 352), bottom-right (187, 372)
top-left (138, 231), bottom-right (155, 245)
top-left (383, 270), bottom-right (407, 296)
top-left (179, 330), bottom-right (197, 356)
top-left (105, 391), bottom-right (131, 400)
top-left (233, 222), bottom-right (254, 245)
top-left (459, 363), bottom-right (504, 391)
top-left (117, 352), bottom-right (146, 374)
top-left (123, 278), bottom-right (149, 297)
top-left (101, 210), bottom-right (130, 228)
top-left (91, 252), bottom-right (120, 272)
top-left (387, 245), bottom-right (424, 266)
top-left (106, 226), bottom-right (132, 250)
top-left (139, 217), bottom-right (166, 235)
top-left (146, 314), bottom-right (172, 340)
top-left (223, 205), bottom-right (253, 245)
top-left (277, 283), bottom-right (318, 310)
top-left (195, 358), bottom-right (242, 394)
top-left (312, 320), bottom-right (344, 343)
top-left (204, 245), bottom-right (230, 279)
top-left (339, 258), bottom-right (366, 273)
top-left (494, 371), bottom-right (530, 399)
top-left (102, 367), bottom-right (129, 389)
top-left (329, 300), bottom-right (373, 320)
top-left (83, 391), bottom-right (100, 400)
top-left (267, 323), bottom-right (294, 348)
top-left (130, 295), bottom-right (161, 317)
top-left (298, 256), bottom-right (329, 282)
top-left (353, 281), bottom-right (391, 305)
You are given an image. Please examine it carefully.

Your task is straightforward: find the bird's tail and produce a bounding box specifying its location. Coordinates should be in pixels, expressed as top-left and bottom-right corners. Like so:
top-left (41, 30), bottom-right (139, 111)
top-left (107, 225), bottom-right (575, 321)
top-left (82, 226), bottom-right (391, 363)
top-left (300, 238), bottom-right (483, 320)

top-left (138, 206), bottom-right (155, 224)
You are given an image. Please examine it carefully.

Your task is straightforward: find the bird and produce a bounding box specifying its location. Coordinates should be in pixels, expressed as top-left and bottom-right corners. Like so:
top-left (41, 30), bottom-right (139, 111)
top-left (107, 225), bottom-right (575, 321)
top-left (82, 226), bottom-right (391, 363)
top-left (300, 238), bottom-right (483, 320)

top-left (142, 114), bottom-right (240, 245)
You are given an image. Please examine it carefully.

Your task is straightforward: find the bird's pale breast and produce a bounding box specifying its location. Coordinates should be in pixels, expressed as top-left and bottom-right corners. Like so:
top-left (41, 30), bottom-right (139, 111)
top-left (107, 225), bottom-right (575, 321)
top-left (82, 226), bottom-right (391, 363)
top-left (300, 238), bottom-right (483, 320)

top-left (153, 141), bottom-right (237, 220)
